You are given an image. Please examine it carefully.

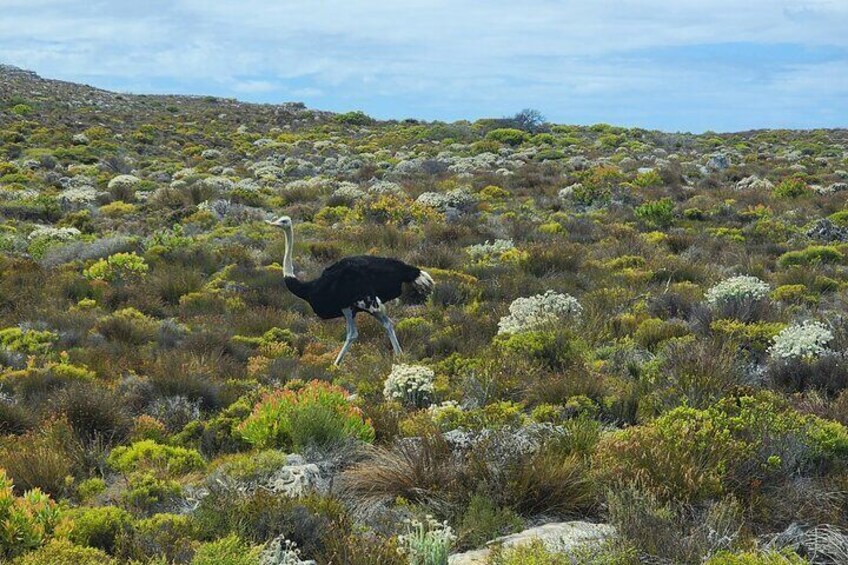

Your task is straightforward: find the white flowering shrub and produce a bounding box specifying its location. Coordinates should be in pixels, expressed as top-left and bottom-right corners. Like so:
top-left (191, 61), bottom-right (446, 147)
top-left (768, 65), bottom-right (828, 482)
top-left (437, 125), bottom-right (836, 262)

top-left (769, 321), bottom-right (833, 361)
top-left (705, 275), bottom-right (770, 306)
top-left (107, 174), bottom-right (140, 191)
top-left (427, 400), bottom-right (464, 431)
top-left (416, 189), bottom-right (476, 211)
top-left (383, 364), bottom-right (435, 407)
top-left (57, 186), bottom-right (97, 209)
top-left (332, 182), bottom-right (366, 202)
top-left (368, 180), bottom-right (404, 196)
top-left (466, 239), bottom-right (516, 264)
top-left (260, 537), bottom-right (309, 565)
top-left (27, 226), bottom-right (81, 241)
top-left (497, 290), bottom-right (583, 335)
top-left (397, 516), bottom-right (456, 565)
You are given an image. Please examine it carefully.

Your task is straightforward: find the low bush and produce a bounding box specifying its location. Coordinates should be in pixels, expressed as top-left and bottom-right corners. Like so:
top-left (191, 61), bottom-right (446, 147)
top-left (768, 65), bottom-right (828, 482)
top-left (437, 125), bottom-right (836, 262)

top-left (0, 469), bottom-right (66, 559)
top-left (237, 380), bottom-right (374, 450)
top-left (66, 505), bottom-right (132, 554)
top-left (594, 392), bottom-right (848, 502)
top-left (12, 539), bottom-right (118, 565)
top-left (107, 439), bottom-right (205, 476)
top-left (190, 533), bottom-right (262, 565)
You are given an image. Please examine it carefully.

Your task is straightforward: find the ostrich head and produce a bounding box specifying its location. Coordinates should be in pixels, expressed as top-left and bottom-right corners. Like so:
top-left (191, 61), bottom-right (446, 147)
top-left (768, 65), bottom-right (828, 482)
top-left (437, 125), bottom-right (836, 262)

top-left (266, 215), bottom-right (293, 229)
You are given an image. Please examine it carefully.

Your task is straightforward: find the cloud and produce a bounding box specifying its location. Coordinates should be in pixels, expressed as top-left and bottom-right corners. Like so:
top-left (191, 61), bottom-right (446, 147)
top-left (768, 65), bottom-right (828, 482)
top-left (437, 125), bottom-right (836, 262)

top-left (1, 0), bottom-right (846, 131)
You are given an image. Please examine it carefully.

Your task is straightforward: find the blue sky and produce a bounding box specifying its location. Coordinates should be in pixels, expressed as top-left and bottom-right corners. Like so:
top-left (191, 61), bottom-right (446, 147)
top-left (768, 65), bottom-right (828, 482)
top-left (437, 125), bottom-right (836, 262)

top-left (1, 0), bottom-right (847, 132)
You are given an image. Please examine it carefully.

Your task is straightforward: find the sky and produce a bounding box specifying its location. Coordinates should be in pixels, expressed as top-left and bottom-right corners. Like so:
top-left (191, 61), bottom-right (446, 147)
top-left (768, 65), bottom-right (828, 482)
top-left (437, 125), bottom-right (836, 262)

top-left (1, 0), bottom-right (847, 133)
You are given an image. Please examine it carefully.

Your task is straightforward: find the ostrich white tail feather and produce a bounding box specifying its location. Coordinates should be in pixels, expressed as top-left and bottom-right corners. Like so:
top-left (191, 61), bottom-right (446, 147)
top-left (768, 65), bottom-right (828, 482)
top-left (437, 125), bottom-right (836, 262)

top-left (412, 270), bottom-right (435, 295)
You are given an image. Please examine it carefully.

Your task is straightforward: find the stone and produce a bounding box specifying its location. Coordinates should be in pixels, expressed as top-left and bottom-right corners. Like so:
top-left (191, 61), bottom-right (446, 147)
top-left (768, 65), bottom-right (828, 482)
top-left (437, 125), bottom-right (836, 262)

top-left (448, 521), bottom-right (615, 564)
top-left (266, 456), bottom-right (325, 497)
top-left (706, 153), bottom-right (731, 171)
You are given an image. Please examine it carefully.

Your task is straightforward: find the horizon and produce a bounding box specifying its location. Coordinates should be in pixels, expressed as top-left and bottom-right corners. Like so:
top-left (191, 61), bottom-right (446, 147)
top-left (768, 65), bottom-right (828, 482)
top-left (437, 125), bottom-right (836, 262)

top-left (2, 1), bottom-right (847, 134)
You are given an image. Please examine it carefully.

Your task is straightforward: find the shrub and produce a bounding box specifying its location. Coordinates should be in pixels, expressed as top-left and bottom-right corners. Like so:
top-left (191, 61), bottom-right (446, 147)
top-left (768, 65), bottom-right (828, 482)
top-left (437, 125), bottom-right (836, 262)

top-left (83, 252), bottom-right (148, 282)
top-left (769, 321), bottom-right (833, 362)
top-left (12, 539), bottom-right (117, 565)
top-left (0, 327), bottom-right (57, 354)
top-left (704, 550), bottom-right (809, 564)
top-left (705, 275), bottom-right (770, 310)
top-left (120, 472), bottom-right (182, 515)
top-left (0, 469), bottom-right (66, 559)
top-left (237, 380), bottom-right (375, 450)
top-left (397, 515), bottom-right (456, 565)
top-left (456, 493), bottom-right (522, 551)
top-left (66, 505), bottom-right (132, 554)
top-left (773, 176), bottom-right (809, 198)
top-left (594, 392), bottom-right (848, 502)
top-left (633, 318), bottom-right (690, 350)
top-left (634, 198), bottom-right (675, 228)
top-left (497, 291), bottom-right (583, 335)
top-left (777, 245), bottom-right (843, 267)
top-left (486, 128), bottom-right (529, 146)
top-left (107, 440), bottom-right (205, 476)
top-left (383, 364), bottom-right (435, 408)
top-left (191, 533), bottom-right (262, 565)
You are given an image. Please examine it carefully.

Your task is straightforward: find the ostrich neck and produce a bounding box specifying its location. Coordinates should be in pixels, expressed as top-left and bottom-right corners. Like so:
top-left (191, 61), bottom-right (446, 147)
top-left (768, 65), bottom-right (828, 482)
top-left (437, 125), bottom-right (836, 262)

top-left (282, 227), bottom-right (295, 277)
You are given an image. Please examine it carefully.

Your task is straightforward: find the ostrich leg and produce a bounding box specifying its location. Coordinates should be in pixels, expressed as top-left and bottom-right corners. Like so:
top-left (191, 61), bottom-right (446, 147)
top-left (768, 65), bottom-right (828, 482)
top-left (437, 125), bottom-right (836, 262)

top-left (334, 308), bottom-right (358, 366)
top-left (374, 308), bottom-right (403, 356)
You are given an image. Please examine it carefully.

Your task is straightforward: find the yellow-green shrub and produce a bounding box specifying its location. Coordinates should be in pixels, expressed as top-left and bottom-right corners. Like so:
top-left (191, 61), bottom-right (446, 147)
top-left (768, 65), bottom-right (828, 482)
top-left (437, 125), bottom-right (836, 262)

top-left (594, 392), bottom-right (848, 502)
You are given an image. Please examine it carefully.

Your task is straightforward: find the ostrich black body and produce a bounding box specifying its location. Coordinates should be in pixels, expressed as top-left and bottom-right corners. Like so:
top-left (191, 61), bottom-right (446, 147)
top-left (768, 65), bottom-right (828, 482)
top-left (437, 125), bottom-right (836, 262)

top-left (285, 255), bottom-right (423, 319)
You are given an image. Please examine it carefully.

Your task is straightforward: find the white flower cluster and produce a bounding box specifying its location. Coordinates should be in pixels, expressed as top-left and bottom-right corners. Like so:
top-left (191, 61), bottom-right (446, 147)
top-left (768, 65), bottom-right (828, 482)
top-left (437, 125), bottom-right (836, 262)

top-left (769, 321), bottom-right (834, 361)
top-left (558, 183), bottom-right (583, 200)
top-left (497, 290), bottom-right (583, 335)
top-left (107, 174), bottom-right (140, 191)
top-left (260, 537), bottom-right (309, 565)
top-left (367, 180), bottom-right (404, 196)
top-left (397, 516), bottom-right (456, 563)
top-left (466, 239), bottom-right (515, 263)
top-left (416, 188), bottom-right (476, 211)
top-left (705, 275), bottom-right (771, 306)
top-left (383, 364), bottom-right (435, 407)
top-left (201, 175), bottom-right (235, 192)
top-left (27, 225), bottom-right (81, 241)
top-left (332, 182), bottom-right (365, 202)
top-left (57, 186), bottom-right (97, 208)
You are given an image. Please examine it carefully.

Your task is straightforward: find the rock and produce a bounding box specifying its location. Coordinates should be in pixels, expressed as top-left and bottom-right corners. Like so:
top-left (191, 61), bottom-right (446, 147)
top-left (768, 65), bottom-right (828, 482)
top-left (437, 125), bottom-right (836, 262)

top-left (806, 218), bottom-right (848, 243)
top-left (735, 175), bottom-right (774, 191)
top-left (567, 156), bottom-right (591, 171)
top-left (448, 521), bottom-right (615, 564)
top-left (266, 456), bottom-right (326, 497)
top-left (706, 153), bottom-right (731, 171)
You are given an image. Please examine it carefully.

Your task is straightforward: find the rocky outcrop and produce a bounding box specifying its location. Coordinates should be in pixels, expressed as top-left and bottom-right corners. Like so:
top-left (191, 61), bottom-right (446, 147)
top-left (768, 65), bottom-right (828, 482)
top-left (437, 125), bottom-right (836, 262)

top-left (448, 521), bottom-right (615, 564)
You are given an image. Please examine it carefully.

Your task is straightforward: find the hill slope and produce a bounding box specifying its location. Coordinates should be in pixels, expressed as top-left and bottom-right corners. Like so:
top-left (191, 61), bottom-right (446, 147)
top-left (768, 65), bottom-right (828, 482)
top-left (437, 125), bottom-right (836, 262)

top-left (2, 66), bottom-right (848, 564)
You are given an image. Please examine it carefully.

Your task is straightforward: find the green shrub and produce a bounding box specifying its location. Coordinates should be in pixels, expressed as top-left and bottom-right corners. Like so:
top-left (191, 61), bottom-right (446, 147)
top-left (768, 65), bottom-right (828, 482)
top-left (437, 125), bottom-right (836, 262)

top-left (12, 539), bottom-right (117, 565)
top-left (107, 440), bottom-right (205, 476)
top-left (777, 245), bottom-right (843, 267)
top-left (120, 472), bottom-right (182, 514)
top-left (633, 318), bottom-right (690, 350)
top-left (456, 493), bottom-right (522, 551)
top-left (237, 380), bottom-right (375, 450)
top-left (119, 512), bottom-right (197, 563)
top-left (634, 198), bottom-right (675, 228)
top-left (83, 252), bottom-right (148, 282)
top-left (773, 176), bottom-right (809, 198)
top-left (594, 392), bottom-right (848, 502)
top-left (0, 469), bottom-right (65, 559)
top-left (334, 111), bottom-right (375, 125)
top-left (633, 169), bottom-right (663, 188)
top-left (0, 327), bottom-right (57, 354)
top-left (704, 550), bottom-right (809, 564)
top-left (191, 533), bottom-right (262, 565)
top-left (486, 128), bottom-right (530, 146)
top-left (66, 506), bottom-right (132, 554)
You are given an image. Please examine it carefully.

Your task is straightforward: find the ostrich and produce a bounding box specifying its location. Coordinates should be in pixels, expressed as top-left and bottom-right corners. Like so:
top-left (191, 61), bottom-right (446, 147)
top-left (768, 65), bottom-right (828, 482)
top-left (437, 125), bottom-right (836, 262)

top-left (266, 215), bottom-right (434, 366)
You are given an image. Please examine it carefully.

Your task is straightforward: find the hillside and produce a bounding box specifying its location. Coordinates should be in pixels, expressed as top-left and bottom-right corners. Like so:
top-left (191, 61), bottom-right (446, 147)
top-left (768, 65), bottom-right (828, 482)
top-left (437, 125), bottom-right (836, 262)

top-left (2, 65), bottom-right (848, 564)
